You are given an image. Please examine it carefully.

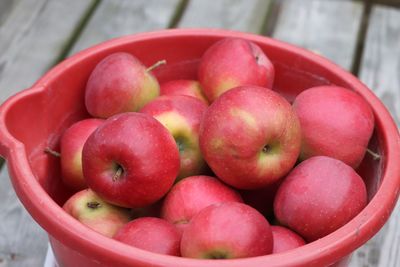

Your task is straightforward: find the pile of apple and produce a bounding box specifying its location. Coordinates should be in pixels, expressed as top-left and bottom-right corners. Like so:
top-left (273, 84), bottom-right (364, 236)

top-left (57, 37), bottom-right (375, 259)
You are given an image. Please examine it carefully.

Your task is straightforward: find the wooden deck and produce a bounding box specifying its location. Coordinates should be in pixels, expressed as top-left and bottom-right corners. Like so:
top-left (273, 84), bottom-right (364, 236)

top-left (0, 0), bottom-right (399, 266)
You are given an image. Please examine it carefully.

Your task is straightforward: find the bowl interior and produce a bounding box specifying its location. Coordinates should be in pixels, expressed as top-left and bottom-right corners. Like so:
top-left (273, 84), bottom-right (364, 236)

top-left (2, 33), bottom-right (385, 245)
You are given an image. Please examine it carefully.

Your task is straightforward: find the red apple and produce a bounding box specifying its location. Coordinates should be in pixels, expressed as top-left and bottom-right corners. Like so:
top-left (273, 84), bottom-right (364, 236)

top-left (82, 112), bottom-right (180, 208)
top-left (114, 217), bottom-right (181, 256)
top-left (140, 95), bottom-right (208, 180)
top-left (85, 52), bottom-right (161, 118)
top-left (160, 79), bottom-right (209, 105)
top-left (161, 175), bottom-right (242, 234)
top-left (271, 226), bottom-right (306, 254)
top-left (199, 86), bottom-right (301, 189)
top-left (60, 118), bottom-right (104, 191)
top-left (180, 202), bottom-right (273, 259)
top-left (198, 37), bottom-right (275, 102)
top-left (292, 85), bottom-right (375, 169)
top-left (274, 156), bottom-right (368, 242)
top-left (63, 189), bottom-right (131, 238)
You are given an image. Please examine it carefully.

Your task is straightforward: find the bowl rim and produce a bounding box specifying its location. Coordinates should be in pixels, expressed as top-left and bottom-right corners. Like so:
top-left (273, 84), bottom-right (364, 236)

top-left (0, 28), bottom-right (399, 267)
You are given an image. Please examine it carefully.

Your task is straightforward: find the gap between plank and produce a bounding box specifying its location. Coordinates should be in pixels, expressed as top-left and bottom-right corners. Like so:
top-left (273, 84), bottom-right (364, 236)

top-left (256, 0), bottom-right (275, 35)
top-left (168, 0), bottom-right (189, 28)
top-left (370, 0), bottom-right (400, 7)
top-left (50, 0), bottom-right (101, 65)
top-left (352, 0), bottom-right (373, 76)
top-left (262, 0), bottom-right (282, 36)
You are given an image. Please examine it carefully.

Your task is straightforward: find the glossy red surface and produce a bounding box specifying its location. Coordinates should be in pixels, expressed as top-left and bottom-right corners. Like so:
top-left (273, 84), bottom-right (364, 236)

top-left (0, 29), bottom-right (399, 267)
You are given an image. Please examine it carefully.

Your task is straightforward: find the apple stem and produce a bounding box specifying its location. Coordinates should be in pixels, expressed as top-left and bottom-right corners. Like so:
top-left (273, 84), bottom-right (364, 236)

top-left (366, 148), bottom-right (381, 160)
top-left (113, 167), bottom-right (123, 182)
top-left (262, 144), bottom-right (271, 153)
top-left (87, 201), bottom-right (101, 209)
top-left (146, 59), bottom-right (167, 72)
top-left (44, 147), bottom-right (61, 158)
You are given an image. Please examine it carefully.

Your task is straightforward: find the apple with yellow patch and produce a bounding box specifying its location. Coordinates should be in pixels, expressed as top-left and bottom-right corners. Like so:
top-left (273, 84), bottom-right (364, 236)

top-left (160, 79), bottom-right (209, 105)
top-left (140, 95), bottom-right (208, 180)
top-left (199, 86), bottom-right (301, 189)
top-left (85, 52), bottom-right (162, 118)
top-left (82, 112), bottom-right (180, 208)
top-left (63, 189), bottom-right (131, 238)
top-left (198, 37), bottom-right (275, 102)
top-left (60, 118), bottom-right (104, 191)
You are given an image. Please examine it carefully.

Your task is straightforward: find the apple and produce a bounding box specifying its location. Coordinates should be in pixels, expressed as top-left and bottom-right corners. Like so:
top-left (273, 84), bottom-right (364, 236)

top-left (60, 118), bottom-right (104, 191)
top-left (199, 85), bottom-right (301, 189)
top-left (274, 156), bottom-right (367, 242)
top-left (180, 202), bottom-right (273, 259)
top-left (271, 226), bottom-right (306, 254)
top-left (114, 217), bottom-right (181, 256)
top-left (161, 175), bottom-right (242, 234)
top-left (292, 85), bottom-right (375, 169)
top-left (82, 112), bottom-right (180, 208)
top-left (85, 52), bottom-right (162, 118)
top-left (198, 37), bottom-right (275, 102)
top-left (140, 95), bottom-right (208, 180)
top-left (160, 79), bottom-right (209, 105)
top-left (63, 189), bottom-right (131, 238)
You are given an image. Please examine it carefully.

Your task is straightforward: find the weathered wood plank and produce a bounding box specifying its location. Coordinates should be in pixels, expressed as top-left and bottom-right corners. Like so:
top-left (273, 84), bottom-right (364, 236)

top-left (349, 5), bottom-right (400, 267)
top-left (271, 0), bottom-right (364, 70)
top-left (350, 202), bottom-right (400, 267)
top-left (357, 5), bottom-right (400, 125)
top-left (270, 1), bottom-right (399, 266)
top-left (177, 0), bottom-right (272, 33)
top-left (0, 0), bottom-right (95, 103)
top-left (0, 1), bottom-right (95, 266)
top-left (69, 0), bottom-right (182, 55)
top-left (0, 0), bottom-right (19, 26)
top-left (0, 167), bottom-right (48, 267)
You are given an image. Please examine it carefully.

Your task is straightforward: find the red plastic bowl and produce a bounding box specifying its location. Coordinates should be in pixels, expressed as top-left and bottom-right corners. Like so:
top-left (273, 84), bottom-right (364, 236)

top-left (0, 29), bottom-right (399, 267)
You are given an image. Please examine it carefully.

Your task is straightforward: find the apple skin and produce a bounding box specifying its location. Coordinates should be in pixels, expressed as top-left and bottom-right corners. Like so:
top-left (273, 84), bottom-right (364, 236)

top-left (114, 217), bottom-right (181, 256)
top-left (60, 118), bottom-right (104, 191)
top-left (85, 52), bottom-right (160, 118)
top-left (292, 85), bottom-right (374, 169)
top-left (198, 37), bottom-right (275, 102)
top-left (199, 85), bottom-right (301, 189)
top-left (63, 189), bottom-right (131, 238)
top-left (271, 226), bottom-right (306, 254)
top-left (82, 112), bottom-right (180, 208)
top-left (180, 202), bottom-right (273, 259)
top-left (160, 79), bottom-right (209, 105)
top-left (161, 175), bottom-right (243, 234)
top-left (140, 95), bottom-right (208, 180)
top-left (274, 156), bottom-right (368, 242)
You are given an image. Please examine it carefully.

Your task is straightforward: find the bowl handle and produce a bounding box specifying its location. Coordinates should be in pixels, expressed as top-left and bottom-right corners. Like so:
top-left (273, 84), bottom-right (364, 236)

top-left (0, 103), bottom-right (15, 160)
top-left (0, 87), bottom-right (41, 160)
